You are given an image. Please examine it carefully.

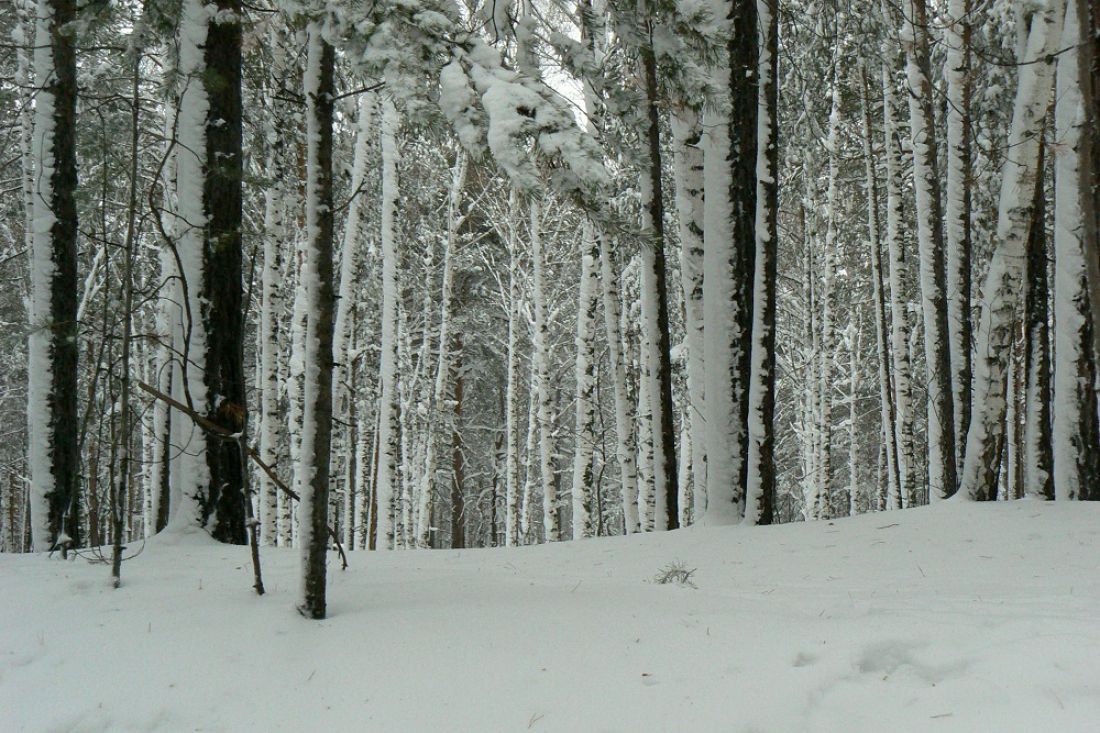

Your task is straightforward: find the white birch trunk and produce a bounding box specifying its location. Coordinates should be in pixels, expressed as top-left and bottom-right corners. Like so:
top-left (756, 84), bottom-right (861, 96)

top-left (962, 0), bottom-right (1063, 500)
top-left (333, 95), bottom-right (374, 547)
top-left (520, 357), bottom-right (539, 542)
top-left (259, 116), bottom-right (288, 547)
top-left (504, 229), bottom-right (523, 546)
top-left (701, 104), bottom-right (742, 525)
top-left (599, 237), bottom-right (640, 533)
top-left (944, 0), bottom-right (973, 469)
top-left (374, 96), bottom-right (402, 548)
top-left (570, 222), bottom-right (600, 539)
top-left (815, 65), bottom-right (843, 519)
top-left (164, 0), bottom-right (211, 534)
top-left (881, 59), bottom-right (916, 510)
top-left (1052, 2), bottom-right (1097, 500)
top-left (529, 199), bottom-right (559, 542)
top-left (902, 0), bottom-right (958, 501)
top-left (671, 109), bottom-right (707, 516)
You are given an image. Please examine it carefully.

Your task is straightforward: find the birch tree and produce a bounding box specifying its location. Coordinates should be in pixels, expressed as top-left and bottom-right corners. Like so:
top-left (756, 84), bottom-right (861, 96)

top-left (1052, 1), bottom-right (1100, 500)
top-left (962, 0), bottom-right (1063, 501)
top-left (901, 0), bottom-right (957, 501)
top-left (298, 24), bottom-right (336, 618)
top-left (702, 0), bottom-right (756, 524)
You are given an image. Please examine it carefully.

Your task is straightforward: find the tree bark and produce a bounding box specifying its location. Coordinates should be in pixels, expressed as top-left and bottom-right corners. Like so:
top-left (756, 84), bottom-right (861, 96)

top-left (28, 0), bottom-right (80, 553)
top-left (743, 0), bottom-right (778, 525)
top-left (298, 27), bottom-right (335, 619)
top-left (962, 0), bottom-right (1062, 500)
top-left (944, 0), bottom-right (973, 471)
top-left (702, 0), bottom-right (756, 524)
top-left (902, 0), bottom-right (957, 501)
top-left (638, 20), bottom-right (679, 530)
top-left (1053, 2), bottom-right (1100, 500)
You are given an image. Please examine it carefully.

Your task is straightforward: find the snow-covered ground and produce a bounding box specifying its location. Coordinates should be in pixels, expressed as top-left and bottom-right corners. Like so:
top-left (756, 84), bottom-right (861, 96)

top-left (3, 500), bottom-right (1098, 732)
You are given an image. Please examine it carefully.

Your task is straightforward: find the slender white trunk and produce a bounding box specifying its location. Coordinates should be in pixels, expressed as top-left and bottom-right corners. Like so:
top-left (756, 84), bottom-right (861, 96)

top-left (374, 97), bottom-right (402, 547)
top-left (333, 95), bottom-right (374, 546)
top-left (529, 199), bottom-right (559, 542)
top-left (259, 114), bottom-right (289, 546)
top-left (571, 222), bottom-right (600, 539)
top-left (520, 355), bottom-right (539, 542)
top-left (881, 59), bottom-right (915, 510)
top-left (599, 237), bottom-right (640, 533)
top-left (504, 231), bottom-right (523, 546)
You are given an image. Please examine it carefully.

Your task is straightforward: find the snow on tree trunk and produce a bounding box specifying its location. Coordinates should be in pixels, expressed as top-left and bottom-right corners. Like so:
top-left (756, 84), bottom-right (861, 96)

top-left (881, 57), bottom-right (916, 510)
top-left (702, 0), bottom-right (756, 525)
top-left (199, 0), bottom-right (246, 544)
top-left (743, 0), bottom-right (778, 526)
top-left (298, 26), bottom-right (335, 619)
top-left (638, 25), bottom-right (679, 531)
top-left (28, 0), bottom-right (80, 553)
top-left (165, 0), bottom-right (212, 536)
top-left (1052, 1), bottom-right (1100, 500)
top-left (944, 0), bottom-right (974, 471)
top-left (529, 199), bottom-right (560, 542)
top-left (961, 0), bottom-right (1063, 501)
top-left (632, 284), bottom-right (654, 531)
top-left (572, 0), bottom-right (608, 538)
top-left (671, 108), bottom-right (707, 519)
top-left (571, 222), bottom-right (600, 539)
top-left (374, 96), bottom-right (402, 548)
top-left (599, 237), bottom-right (640, 534)
top-left (901, 0), bottom-right (957, 502)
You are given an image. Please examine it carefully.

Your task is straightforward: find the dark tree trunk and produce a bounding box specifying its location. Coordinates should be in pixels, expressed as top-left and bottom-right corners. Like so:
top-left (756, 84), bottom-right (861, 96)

top-left (37, 0), bottom-right (81, 552)
top-left (729, 0), bottom-right (759, 506)
top-left (1024, 141), bottom-right (1054, 499)
top-left (299, 31), bottom-right (336, 619)
top-left (748, 0), bottom-right (778, 525)
top-left (641, 18), bottom-right (679, 529)
top-left (202, 0), bottom-right (246, 543)
top-left (1079, 0), bottom-right (1100, 381)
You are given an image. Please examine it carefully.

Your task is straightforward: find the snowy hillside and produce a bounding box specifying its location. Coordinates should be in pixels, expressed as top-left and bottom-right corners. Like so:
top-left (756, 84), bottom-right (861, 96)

top-left (3, 501), bottom-right (1099, 733)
